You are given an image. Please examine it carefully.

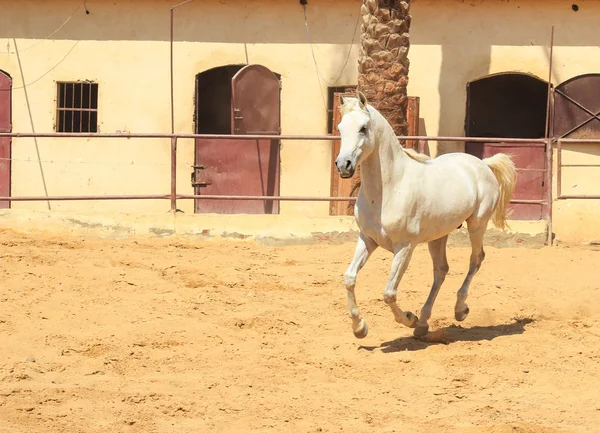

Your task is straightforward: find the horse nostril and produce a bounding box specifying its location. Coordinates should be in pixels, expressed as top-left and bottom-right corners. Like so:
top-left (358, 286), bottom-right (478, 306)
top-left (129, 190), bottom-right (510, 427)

top-left (344, 160), bottom-right (352, 170)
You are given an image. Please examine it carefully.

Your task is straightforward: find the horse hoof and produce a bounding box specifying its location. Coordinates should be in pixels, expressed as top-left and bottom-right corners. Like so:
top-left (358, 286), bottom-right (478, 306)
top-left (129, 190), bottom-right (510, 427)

top-left (353, 319), bottom-right (369, 339)
top-left (413, 325), bottom-right (429, 338)
top-left (406, 312), bottom-right (419, 328)
top-left (455, 307), bottom-right (470, 322)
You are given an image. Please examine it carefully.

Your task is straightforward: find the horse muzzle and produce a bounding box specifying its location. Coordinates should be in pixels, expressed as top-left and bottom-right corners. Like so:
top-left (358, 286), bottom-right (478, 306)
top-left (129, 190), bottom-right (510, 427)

top-left (336, 158), bottom-right (356, 178)
top-left (339, 169), bottom-right (355, 179)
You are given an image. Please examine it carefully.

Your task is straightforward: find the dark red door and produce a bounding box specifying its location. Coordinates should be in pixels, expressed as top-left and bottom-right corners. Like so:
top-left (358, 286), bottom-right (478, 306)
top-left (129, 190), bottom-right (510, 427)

top-left (464, 74), bottom-right (549, 220)
top-left (193, 64), bottom-right (281, 214)
top-left (466, 142), bottom-right (547, 220)
top-left (552, 74), bottom-right (600, 139)
top-left (0, 71), bottom-right (11, 209)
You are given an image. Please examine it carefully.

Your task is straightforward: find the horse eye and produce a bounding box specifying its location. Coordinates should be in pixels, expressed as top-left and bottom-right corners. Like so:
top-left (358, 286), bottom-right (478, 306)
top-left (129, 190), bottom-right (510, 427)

top-left (359, 126), bottom-right (367, 134)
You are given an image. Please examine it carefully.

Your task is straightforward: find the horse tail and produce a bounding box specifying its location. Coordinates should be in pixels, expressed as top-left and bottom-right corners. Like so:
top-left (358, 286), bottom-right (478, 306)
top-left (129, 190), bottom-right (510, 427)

top-left (483, 153), bottom-right (517, 231)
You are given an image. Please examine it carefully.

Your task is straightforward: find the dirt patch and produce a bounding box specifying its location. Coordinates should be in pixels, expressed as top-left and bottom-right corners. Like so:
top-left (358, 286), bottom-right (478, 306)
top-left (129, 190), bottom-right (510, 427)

top-left (0, 229), bottom-right (598, 432)
top-left (448, 227), bottom-right (547, 248)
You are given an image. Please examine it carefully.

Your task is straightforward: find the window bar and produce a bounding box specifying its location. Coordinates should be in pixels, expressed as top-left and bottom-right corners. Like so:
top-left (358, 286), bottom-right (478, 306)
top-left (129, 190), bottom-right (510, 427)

top-left (62, 83), bottom-right (66, 132)
top-left (92, 84), bottom-right (95, 132)
top-left (65, 83), bottom-right (69, 132)
top-left (79, 83), bottom-right (83, 133)
top-left (57, 83), bottom-right (59, 132)
top-left (71, 83), bottom-right (75, 133)
top-left (88, 83), bottom-right (92, 133)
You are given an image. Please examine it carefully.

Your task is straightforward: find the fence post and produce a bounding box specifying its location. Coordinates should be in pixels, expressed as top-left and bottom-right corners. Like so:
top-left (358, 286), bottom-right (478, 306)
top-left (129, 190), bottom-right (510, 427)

top-left (170, 136), bottom-right (177, 213)
top-left (546, 138), bottom-right (553, 246)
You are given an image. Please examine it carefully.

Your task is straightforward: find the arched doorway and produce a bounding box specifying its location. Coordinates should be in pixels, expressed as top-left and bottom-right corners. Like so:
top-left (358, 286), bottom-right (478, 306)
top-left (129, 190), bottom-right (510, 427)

top-left (195, 65), bottom-right (244, 135)
top-left (552, 73), bottom-right (600, 139)
top-left (192, 64), bottom-right (282, 214)
top-left (0, 70), bottom-right (11, 209)
top-left (465, 72), bottom-right (549, 220)
top-left (552, 73), bottom-right (600, 198)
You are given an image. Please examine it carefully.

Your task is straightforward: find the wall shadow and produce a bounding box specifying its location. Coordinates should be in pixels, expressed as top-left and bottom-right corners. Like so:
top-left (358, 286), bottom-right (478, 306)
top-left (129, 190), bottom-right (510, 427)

top-left (0, 0), bottom-right (362, 44)
top-left (416, 117), bottom-right (431, 156)
top-left (437, 43), bottom-right (491, 155)
top-left (2, 0), bottom-right (599, 46)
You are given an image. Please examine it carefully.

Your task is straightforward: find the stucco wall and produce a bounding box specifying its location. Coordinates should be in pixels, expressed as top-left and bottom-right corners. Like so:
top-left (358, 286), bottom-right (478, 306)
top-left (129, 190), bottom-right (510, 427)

top-left (1, 0), bottom-right (600, 241)
top-left (551, 143), bottom-right (600, 243)
top-left (409, 0), bottom-right (600, 154)
top-left (0, 0), bottom-right (362, 216)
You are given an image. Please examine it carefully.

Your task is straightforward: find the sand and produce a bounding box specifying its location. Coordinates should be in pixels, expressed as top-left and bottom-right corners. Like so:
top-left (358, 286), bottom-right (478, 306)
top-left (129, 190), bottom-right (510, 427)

top-left (1, 229), bottom-right (599, 432)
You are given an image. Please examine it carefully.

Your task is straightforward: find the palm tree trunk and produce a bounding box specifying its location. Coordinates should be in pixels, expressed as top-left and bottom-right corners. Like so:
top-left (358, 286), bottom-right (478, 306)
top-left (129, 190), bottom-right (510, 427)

top-left (347, 0), bottom-right (411, 207)
top-left (358, 0), bottom-right (412, 137)
top-left (340, 1), bottom-right (411, 214)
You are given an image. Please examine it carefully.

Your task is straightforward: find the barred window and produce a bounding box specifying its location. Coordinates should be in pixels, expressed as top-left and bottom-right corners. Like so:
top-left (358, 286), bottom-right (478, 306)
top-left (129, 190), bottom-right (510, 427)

top-left (56, 82), bottom-right (98, 133)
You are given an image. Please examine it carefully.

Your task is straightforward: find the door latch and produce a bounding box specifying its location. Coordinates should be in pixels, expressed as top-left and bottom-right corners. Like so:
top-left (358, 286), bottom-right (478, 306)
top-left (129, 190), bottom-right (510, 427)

top-left (191, 167), bottom-right (211, 187)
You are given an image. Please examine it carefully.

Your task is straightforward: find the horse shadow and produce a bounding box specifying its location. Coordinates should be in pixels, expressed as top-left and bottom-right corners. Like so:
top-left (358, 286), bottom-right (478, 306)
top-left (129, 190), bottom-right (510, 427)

top-left (358, 317), bottom-right (534, 353)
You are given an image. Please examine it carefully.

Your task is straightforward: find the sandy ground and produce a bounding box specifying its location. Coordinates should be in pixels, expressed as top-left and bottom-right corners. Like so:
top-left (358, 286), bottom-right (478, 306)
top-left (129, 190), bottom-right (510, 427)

top-left (1, 229), bottom-right (599, 433)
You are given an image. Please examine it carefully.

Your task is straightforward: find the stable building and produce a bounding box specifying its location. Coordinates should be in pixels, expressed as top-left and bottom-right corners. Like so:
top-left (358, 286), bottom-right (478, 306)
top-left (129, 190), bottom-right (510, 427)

top-left (1, 0), bottom-right (600, 243)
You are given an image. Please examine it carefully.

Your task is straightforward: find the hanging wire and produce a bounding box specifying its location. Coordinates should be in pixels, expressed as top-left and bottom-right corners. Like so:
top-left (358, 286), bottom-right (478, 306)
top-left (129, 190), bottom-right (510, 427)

top-left (302, 4), bottom-right (360, 86)
top-left (1, 41), bottom-right (80, 91)
top-left (302, 3), bottom-right (361, 110)
top-left (0, 2), bottom-right (83, 54)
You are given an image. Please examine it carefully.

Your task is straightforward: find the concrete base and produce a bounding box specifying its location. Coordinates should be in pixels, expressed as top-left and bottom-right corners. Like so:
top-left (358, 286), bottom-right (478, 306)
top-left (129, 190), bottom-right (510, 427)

top-left (0, 209), bottom-right (548, 248)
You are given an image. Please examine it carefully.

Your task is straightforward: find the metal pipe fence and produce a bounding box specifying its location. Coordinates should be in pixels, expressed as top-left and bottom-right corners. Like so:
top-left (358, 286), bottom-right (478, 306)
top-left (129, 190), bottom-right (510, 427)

top-left (0, 132), bottom-right (574, 247)
top-left (0, 132), bottom-right (555, 213)
top-left (556, 137), bottom-right (600, 199)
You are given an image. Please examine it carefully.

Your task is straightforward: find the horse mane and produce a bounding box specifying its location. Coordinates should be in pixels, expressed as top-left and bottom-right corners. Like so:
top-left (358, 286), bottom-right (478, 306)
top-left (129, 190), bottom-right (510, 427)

top-left (403, 147), bottom-right (431, 163)
top-left (339, 97), bottom-right (431, 164)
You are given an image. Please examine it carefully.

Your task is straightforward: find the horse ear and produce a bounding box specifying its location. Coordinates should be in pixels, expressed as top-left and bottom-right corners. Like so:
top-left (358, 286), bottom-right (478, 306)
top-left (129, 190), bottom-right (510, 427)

top-left (357, 90), bottom-right (368, 109)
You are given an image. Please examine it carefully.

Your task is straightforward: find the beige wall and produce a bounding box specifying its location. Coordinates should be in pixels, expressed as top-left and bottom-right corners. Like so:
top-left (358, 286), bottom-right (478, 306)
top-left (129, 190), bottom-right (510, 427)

top-left (408, 0), bottom-right (600, 155)
top-left (1, 0), bottom-right (600, 241)
top-left (0, 0), bottom-right (361, 216)
top-left (551, 143), bottom-right (600, 243)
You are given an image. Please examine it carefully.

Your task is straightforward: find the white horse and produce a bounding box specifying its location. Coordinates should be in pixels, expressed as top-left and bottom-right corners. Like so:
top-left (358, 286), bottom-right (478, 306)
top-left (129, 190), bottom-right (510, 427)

top-left (335, 91), bottom-right (517, 338)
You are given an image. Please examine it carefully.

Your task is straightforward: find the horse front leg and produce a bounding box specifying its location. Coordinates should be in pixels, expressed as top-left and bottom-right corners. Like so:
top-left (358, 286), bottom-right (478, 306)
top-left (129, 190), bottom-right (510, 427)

top-left (383, 243), bottom-right (419, 328)
top-left (343, 233), bottom-right (378, 339)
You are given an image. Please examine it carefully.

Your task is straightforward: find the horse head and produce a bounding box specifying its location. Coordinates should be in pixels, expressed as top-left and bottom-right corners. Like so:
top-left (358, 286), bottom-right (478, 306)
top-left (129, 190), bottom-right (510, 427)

top-left (335, 90), bottom-right (375, 179)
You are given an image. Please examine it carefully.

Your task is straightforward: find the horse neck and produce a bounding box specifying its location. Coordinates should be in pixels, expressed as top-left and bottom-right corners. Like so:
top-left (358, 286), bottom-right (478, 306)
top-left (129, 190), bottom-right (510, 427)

top-left (359, 108), bottom-right (408, 199)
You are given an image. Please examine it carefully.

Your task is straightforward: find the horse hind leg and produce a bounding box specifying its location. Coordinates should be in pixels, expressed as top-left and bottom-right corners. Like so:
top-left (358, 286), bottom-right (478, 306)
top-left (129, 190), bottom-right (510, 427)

top-left (455, 218), bottom-right (487, 322)
top-left (414, 235), bottom-right (449, 337)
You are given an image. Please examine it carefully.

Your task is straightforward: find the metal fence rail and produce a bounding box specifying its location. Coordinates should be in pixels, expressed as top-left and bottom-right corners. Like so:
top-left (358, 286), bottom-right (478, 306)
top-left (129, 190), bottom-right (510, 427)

top-left (0, 132), bottom-right (549, 142)
top-left (556, 138), bottom-right (600, 199)
top-left (0, 131), bottom-right (564, 247)
top-left (0, 132), bottom-right (553, 212)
